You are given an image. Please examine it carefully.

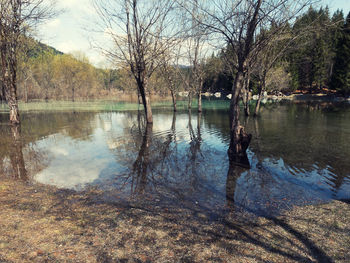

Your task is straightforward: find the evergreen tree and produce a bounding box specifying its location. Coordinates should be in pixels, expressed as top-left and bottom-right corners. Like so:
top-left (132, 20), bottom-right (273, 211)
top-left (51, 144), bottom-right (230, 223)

top-left (331, 12), bottom-right (350, 94)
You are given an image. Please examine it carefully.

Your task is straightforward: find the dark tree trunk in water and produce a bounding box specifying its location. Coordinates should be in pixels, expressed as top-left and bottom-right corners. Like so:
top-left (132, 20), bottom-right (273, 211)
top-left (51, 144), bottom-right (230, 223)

top-left (198, 91), bottom-right (202, 112)
top-left (171, 90), bottom-right (177, 112)
top-left (228, 71), bottom-right (251, 168)
top-left (137, 78), bottom-right (153, 123)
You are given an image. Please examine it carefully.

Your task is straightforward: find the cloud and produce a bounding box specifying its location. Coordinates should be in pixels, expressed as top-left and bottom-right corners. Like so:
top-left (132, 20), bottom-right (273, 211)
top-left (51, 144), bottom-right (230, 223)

top-left (56, 40), bottom-right (82, 53)
top-left (46, 18), bottom-right (61, 28)
top-left (58, 0), bottom-right (97, 15)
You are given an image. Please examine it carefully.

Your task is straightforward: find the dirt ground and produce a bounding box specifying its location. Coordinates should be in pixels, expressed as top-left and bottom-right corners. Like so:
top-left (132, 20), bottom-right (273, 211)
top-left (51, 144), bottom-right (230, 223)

top-left (0, 179), bottom-right (349, 263)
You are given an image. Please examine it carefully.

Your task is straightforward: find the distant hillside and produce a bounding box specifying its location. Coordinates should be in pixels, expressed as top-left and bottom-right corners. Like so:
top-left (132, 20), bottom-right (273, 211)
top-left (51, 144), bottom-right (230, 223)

top-left (25, 37), bottom-right (63, 58)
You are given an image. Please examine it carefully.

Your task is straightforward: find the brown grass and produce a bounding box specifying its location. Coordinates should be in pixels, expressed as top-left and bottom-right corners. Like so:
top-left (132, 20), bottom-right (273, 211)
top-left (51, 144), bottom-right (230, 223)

top-left (0, 179), bottom-right (349, 263)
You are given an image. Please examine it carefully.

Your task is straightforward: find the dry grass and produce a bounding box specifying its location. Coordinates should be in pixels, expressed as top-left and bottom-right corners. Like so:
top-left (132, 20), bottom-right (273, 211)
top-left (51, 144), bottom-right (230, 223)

top-left (0, 179), bottom-right (349, 263)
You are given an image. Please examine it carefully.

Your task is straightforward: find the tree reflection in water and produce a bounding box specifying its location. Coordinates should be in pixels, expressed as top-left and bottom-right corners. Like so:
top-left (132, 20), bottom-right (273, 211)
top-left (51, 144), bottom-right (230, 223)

top-left (8, 125), bottom-right (27, 181)
top-left (131, 122), bottom-right (153, 195)
top-left (0, 123), bottom-right (50, 182)
top-left (0, 101), bottom-right (348, 217)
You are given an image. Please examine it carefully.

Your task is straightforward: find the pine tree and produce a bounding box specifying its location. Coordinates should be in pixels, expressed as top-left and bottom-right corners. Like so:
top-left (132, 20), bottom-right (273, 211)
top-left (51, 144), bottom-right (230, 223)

top-left (331, 12), bottom-right (350, 94)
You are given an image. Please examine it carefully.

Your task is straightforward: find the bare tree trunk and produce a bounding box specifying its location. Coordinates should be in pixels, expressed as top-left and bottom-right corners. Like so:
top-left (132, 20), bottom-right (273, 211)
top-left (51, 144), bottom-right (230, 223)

top-left (0, 83), bottom-right (5, 101)
top-left (243, 76), bottom-right (251, 116)
top-left (188, 91), bottom-right (193, 109)
top-left (198, 90), bottom-right (202, 112)
top-left (228, 71), bottom-right (251, 167)
top-left (1, 51), bottom-right (20, 124)
top-left (71, 87), bottom-right (75, 102)
top-left (171, 111), bottom-right (176, 131)
top-left (197, 111), bottom-right (202, 138)
top-left (6, 80), bottom-right (20, 124)
top-left (137, 88), bottom-right (142, 104)
top-left (9, 102), bottom-right (20, 124)
top-left (138, 78), bottom-right (153, 123)
top-left (45, 87), bottom-right (49, 102)
top-left (254, 81), bottom-right (265, 117)
top-left (24, 82), bottom-right (28, 103)
top-left (171, 89), bottom-right (177, 112)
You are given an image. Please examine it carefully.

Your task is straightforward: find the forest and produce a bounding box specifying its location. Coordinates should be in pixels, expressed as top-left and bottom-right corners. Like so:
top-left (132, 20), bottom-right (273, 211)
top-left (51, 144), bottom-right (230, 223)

top-left (1, 6), bottom-right (349, 105)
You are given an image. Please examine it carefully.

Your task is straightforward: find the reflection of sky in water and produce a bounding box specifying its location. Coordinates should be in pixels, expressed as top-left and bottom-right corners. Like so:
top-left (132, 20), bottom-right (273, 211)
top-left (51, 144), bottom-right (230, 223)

top-left (35, 131), bottom-right (115, 189)
top-left (2, 105), bottom-right (348, 216)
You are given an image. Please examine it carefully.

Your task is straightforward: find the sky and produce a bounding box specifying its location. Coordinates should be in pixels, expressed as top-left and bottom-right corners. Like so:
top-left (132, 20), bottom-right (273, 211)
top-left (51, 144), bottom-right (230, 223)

top-left (38, 0), bottom-right (350, 67)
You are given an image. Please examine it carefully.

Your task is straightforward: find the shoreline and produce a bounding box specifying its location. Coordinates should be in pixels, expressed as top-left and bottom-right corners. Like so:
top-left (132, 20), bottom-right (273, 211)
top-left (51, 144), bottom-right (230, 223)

top-left (1, 178), bottom-right (349, 262)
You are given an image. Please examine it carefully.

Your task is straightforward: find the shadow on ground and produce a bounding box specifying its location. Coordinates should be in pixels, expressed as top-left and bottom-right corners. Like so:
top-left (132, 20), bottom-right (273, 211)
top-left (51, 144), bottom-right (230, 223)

top-left (0, 177), bottom-right (349, 263)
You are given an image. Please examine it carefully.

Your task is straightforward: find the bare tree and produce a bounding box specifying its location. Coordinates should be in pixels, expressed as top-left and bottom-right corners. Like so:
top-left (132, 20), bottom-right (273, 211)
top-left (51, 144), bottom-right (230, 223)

top-left (180, 0), bottom-right (208, 112)
top-left (182, 0), bottom-right (314, 166)
top-left (186, 35), bottom-right (207, 112)
top-left (94, 0), bottom-right (181, 123)
top-left (0, 0), bottom-right (56, 124)
top-left (160, 55), bottom-right (179, 112)
top-left (253, 28), bottom-right (292, 116)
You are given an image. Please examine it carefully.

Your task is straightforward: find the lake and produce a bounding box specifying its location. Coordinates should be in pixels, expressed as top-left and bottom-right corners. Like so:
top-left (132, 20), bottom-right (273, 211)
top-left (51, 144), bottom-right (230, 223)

top-left (0, 100), bottom-right (349, 217)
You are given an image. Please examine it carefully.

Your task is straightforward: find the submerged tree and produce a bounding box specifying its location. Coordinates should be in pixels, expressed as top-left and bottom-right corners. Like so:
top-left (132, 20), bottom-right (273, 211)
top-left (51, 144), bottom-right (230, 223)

top-left (182, 0), bottom-right (313, 166)
top-left (0, 0), bottom-right (55, 124)
top-left (94, 0), bottom-right (181, 123)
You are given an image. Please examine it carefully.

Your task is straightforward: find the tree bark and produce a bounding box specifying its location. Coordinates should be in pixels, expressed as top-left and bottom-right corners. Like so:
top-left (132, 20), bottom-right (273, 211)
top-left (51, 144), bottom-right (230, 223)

top-left (0, 84), bottom-right (5, 102)
top-left (243, 88), bottom-right (250, 116)
top-left (137, 89), bottom-right (142, 105)
top-left (138, 78), bottom-right (153, 123)
top-left (198, 90), bottom-right (202, 112)
top-left (243, 75), bottom-right (251, 116)
top-left (254, 81), bottom-right (265, 117)
top-left (71, 87), bottom-right (75, 102)
top-left (170, 89), bottom-right (177, 112)
top-left (188, 91), bottom-right (193, 109)
top-left (9, 101), bottom-right (20, 124)
top-left (228, 71), bottom-right (251, 167)
top-left (6, 78), bottom-right (20, 124)
top-left (24, 81), bottom-right (29, 103)
top-left (1, 50), bottom-right (20, 124)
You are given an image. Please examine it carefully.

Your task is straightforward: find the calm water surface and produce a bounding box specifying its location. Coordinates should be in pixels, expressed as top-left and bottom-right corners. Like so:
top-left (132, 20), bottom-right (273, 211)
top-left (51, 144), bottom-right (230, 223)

top-left (0, 101), bottom-right (349, 217)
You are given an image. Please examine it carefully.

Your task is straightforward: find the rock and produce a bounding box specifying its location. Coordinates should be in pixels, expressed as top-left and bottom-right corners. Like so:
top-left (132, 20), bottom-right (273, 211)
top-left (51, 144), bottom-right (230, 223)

top-left (226, 94), bottom-right (232, 99)
top-left (214, 92), bottom-right (221, 98)
top-left (178, 91), bottom-right (189, 97)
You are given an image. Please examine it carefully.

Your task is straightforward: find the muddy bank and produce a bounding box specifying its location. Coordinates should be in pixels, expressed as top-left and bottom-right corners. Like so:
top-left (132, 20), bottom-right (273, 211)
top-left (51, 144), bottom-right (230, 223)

top-left (0, 179), bottom-right (349, 263)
